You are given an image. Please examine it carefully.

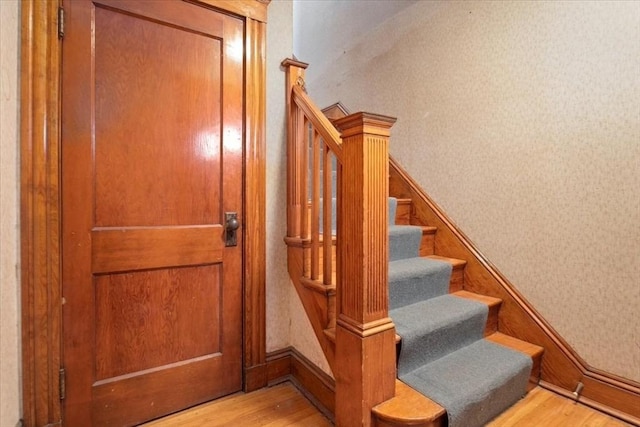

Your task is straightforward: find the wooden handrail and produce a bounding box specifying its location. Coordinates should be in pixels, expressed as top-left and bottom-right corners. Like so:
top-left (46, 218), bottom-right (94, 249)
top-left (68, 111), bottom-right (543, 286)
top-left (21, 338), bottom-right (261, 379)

top-left (282, 58), bottom-right (397, 426)
top-left (291, 85), bottom-right (343, 163)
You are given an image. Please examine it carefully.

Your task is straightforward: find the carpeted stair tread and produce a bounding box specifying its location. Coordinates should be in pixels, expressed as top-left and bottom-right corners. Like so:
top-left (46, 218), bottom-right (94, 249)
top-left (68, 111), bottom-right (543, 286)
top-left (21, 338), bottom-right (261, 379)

top-left (425, 255), bottom-right (467, 292)
top-left (389, 257), bottom-right (452, 309)
top-left (486, 332), bottom-right (544, 390)
top-left (392, 295), bottom-right (488, 375)
top-left (389, 224), bottom-right (423, 261)
top-left (389, 197), bottom-right (398, 225)
top-left (400, 339), bottom-right (533, 427)
top-left (453, 291), bottom-right (502, 336)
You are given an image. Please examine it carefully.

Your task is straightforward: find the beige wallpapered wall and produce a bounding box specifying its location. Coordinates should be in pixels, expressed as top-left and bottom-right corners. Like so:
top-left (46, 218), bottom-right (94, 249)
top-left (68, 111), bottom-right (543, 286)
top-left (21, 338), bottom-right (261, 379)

top-left (0, 1), bottom-right (21, 426)
top-left (266, 0), bottom-right (294, 353)
top-left (266, 0), bottom-right (331, 373)
top-left (296, 1), bottom-right (640, 382)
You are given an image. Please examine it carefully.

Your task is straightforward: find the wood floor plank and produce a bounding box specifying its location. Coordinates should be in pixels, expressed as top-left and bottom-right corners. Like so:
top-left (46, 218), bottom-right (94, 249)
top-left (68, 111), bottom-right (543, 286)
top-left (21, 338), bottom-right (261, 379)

top-left (140, 383), bottom-right (331, 427)
top-left (488, 387), bottom-right (632, 426)
top-left (143, 382), bottom-right (630, 427)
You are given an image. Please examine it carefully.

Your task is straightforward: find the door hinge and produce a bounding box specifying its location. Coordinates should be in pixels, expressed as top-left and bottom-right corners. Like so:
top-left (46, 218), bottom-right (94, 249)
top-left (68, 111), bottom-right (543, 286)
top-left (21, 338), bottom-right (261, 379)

top-left (58, 7), bottom-right (65, 39)
top-left (59, 368), bottom-right (66, 400)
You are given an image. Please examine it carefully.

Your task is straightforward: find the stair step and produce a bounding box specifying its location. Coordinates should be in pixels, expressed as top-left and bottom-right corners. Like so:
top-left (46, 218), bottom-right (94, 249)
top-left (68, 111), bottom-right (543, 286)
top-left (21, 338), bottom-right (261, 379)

top-left (372, 380), bottom-right (446, 427)
top-left (452, 291), bottom-right (501, 336)
top-left (486, 332), bottom-right (544, 390)
top-left (389, 257), bottom-right (452, 310)
top-left (390, 225), bottom-right (437, 261)
top-left (394, 198), bottom-right (412, 225)
top-left (392, 295), bottom-right (489, 375)
top-left (401, 339), bottom-right (535, 427)
top-left (425, 255), bottom-right (466, 292)
top-left (389, 225), bottom-right (424, 261)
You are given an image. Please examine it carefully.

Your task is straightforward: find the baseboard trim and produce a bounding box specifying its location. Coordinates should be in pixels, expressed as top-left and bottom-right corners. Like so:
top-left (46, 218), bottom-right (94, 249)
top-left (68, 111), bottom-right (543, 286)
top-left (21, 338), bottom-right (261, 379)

top-left (539, 380), bottom-right (640, 426)
top-left (266, 347), bottom-right (335, 421)
top-left (244, 363), bottom-right (268, 392)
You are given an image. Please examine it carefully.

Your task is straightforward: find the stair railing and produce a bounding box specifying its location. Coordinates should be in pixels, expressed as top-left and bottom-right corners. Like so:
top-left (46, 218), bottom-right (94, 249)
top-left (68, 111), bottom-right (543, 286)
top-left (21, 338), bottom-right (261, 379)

top-left (282, 59), bottom-right (398, 426)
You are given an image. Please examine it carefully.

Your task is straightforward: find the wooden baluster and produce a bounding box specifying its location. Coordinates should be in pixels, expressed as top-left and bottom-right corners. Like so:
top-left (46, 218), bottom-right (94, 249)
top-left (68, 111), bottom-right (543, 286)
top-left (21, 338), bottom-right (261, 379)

top-left (281, 59), bottom-right (308, 239)
top-left (333, 112), bottom-right (398, 427)
top-left (300, 114), bottom-right (309, 277)
top-left (311, 130), bottom-right (321, 280)
top-left (323, 146), bottom-right (333, 286)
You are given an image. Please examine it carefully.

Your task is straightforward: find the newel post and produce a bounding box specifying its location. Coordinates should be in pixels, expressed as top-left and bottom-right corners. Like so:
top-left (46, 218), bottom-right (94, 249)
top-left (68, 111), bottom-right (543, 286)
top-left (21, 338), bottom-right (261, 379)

top-left (281, 58), bottom-right (309, 239)
top-left (333, 113), bottom-right (398, 426)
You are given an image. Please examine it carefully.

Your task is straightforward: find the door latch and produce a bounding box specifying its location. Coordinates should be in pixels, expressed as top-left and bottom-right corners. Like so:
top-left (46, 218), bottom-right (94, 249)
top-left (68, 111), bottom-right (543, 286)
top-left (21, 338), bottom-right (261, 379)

top-left (225, 212), bottom-right (240, 247)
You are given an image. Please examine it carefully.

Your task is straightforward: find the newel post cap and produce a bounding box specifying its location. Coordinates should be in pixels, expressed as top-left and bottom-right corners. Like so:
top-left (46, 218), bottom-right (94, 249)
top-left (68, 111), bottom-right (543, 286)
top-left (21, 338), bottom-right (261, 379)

top-left (333, 112), bottom-right (397, 138)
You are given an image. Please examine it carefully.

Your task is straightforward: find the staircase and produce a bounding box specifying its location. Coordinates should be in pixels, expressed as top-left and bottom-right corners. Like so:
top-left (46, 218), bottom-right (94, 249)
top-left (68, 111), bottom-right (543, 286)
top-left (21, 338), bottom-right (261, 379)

top-left (281, 59), bottom-right (544, 426)
top-left (372, 197), bottom-right (543, 427)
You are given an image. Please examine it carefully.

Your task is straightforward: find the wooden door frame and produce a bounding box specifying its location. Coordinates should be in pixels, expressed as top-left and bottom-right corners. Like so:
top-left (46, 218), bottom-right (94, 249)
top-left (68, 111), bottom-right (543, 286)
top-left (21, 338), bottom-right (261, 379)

top-left (20, 1), bottom-right (270, 425)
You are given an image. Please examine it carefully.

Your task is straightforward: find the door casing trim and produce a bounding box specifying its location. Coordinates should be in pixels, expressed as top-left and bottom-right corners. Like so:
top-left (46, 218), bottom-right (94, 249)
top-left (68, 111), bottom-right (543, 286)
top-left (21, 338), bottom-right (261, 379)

top-left (20, 1), bottom-right (269, 425)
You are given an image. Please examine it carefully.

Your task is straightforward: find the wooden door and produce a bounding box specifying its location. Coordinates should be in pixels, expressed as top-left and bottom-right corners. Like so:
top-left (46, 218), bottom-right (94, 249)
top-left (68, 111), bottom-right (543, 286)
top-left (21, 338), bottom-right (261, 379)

top-left (61, 1), bottom-right (244, 425)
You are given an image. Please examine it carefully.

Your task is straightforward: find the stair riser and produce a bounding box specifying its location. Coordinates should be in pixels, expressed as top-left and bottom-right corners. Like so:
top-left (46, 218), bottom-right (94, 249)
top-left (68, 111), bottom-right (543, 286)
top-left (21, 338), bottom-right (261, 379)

top-left (394, 200), bottom-right (411, 225)
top-left (419, 234), bottom-right (435, 257)
top-left (485, 305), bottom-right (499, 336)
top-left (449, 268), bottom-right (464, 292)
top-left (374, 418), bottom-right (444, 427)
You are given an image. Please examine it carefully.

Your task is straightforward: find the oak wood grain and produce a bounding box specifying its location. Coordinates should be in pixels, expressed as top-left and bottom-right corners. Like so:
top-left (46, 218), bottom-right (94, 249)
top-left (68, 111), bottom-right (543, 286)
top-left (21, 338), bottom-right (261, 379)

top-left (489, 386), bottom-right (633, 427)
top-left (198, 0), bottom-right (270, 23)
top-left (143, 379), bottom-right (632, 427)
top-left (373, 381), bottom-right (445, 427)
top-left (62, 3), bottom-right (244, 425)
top-left (21, 1), bottom-right (270, 426)
top-left (333, 113), bottom-right (398, 427)
top-left (92, 226), bottom-right (224, 273)
top-left (142, 382), bottom-right (332, 427)
top-left (243, 15), bottom-right (269, 392)
top-left (20, 1), bottom-right (62, 425)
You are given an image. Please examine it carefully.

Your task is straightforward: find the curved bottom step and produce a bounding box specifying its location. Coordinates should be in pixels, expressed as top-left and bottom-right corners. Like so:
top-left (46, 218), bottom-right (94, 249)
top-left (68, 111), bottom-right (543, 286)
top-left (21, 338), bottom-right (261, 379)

top-left (373, 380), bottom-right (446, 427)
top-left (373, 334), bottom-right (543, 427)
top-left (401, 339), bottom-right (533, 427)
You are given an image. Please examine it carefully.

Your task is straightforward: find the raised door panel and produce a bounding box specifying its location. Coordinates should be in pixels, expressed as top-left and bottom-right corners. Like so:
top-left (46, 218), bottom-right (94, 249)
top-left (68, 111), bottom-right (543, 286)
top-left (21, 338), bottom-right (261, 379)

top-left (61, 1), bottom-right (244, 425)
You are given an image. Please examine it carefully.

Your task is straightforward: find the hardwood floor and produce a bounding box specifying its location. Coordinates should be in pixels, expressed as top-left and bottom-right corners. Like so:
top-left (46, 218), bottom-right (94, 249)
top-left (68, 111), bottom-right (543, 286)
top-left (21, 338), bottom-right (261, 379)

top-left (489, 387), bottom-right (633, 427)
top-left (142, 382), bottom-right (631, 426)
top-left (140, 383), bottom-right (332, 427)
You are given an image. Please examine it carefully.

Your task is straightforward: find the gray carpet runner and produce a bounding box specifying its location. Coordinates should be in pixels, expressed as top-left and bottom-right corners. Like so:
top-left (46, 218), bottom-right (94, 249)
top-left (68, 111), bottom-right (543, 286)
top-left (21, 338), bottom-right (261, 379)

top-left (387, 197), bottom-right (532, 427)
